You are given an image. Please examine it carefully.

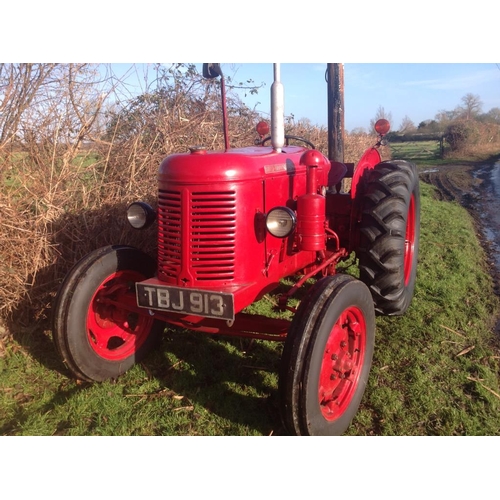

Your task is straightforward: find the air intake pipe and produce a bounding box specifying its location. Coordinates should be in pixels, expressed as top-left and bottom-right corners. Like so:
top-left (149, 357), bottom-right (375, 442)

top-left (297, 150), bottom-right (326, 251)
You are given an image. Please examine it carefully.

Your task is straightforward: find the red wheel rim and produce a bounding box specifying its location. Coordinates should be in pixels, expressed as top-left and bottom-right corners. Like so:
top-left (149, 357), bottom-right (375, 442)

top-left (86, 270), bottom-right (153, 361)
top-left (318, 306), bottom-right (366, 421)
top-left (404, 194), bottom-right (416, 286)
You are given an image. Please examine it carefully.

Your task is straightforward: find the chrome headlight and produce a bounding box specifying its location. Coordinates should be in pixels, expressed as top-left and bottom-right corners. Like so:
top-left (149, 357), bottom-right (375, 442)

top-left (126, 202), bottom-right (156, 229)
top-left (265, 207), bottom-right (296, 238)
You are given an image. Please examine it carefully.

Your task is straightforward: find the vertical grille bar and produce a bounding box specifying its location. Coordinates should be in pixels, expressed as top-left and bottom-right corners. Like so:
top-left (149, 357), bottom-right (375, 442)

top-left (157, 190), bottom-right (182, 281)
top-left (158, 189), bottom-right (236, 283)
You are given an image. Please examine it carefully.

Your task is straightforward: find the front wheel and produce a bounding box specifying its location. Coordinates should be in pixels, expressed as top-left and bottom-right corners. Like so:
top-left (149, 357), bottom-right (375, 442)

top-left (279, 274), bottom-right (375, 435)
top-left (52, 245), bottom-right (164, 382)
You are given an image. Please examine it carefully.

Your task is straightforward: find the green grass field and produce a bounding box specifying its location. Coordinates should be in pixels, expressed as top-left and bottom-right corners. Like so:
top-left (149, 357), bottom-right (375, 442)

top-left (1, 180), bottom-right (499, 435)
top-left (390, 140), bottom-right (443, 161)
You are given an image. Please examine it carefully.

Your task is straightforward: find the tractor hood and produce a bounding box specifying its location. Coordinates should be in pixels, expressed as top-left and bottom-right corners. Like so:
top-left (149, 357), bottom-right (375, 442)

top-left (158, 145), bottom-right (327, 185)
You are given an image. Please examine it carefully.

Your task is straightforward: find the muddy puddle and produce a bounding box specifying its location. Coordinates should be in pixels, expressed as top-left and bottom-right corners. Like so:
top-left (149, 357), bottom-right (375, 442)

top-left (470, 160), bottom-right (500, 334)
top-left (473, 161), bottom-right (500, 273)
top-left (423, 158), bottom-right (500, 334)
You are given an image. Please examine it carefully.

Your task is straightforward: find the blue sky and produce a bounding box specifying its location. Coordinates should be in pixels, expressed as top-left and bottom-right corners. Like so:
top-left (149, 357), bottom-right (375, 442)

top-left (220, 63), bottom-right (500, 132)
top-left (109, 63), bottom-right (500, 133)
top-left (6, 2), bottom-right (499, 133)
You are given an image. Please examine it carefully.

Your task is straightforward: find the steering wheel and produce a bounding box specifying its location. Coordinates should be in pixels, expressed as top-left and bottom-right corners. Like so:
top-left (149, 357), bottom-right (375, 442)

top-left (260, 135), bottom-right (315, 149)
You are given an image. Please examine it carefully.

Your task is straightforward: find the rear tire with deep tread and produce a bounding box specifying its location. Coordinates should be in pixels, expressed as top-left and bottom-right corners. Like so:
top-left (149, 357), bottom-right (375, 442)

top-left (357, 160), bottom-right (420, 315)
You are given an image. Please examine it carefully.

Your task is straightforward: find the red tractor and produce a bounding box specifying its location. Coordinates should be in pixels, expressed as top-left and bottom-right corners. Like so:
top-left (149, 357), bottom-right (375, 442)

top-left (52, 63), bottom-right (420, 435)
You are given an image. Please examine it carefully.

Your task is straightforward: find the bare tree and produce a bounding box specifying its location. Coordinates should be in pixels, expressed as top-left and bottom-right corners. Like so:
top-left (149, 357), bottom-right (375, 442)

top-left (0, 64), bottom-right (59, 149)
top-left (460, 93), bottom-right (482, 120)
top-left (435, 108), bottom-right (462, 125)
top-left (399, 115), bottom-right (416, 134)
top-left (0, 64), bottom-right (107, 153)
top-left (484, 107), bottom-right (500, 124)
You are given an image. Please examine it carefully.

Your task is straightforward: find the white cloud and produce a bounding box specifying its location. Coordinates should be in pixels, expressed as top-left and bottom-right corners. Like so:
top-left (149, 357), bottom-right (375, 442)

top-left (402, 69), bottom-right (499, 90)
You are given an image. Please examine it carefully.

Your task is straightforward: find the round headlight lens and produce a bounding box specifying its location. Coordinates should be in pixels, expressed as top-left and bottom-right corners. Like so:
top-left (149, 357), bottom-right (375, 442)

top-left (266, 207), bottom-right (296, 238)
top-left (127, 202), bottom-right (156, 229)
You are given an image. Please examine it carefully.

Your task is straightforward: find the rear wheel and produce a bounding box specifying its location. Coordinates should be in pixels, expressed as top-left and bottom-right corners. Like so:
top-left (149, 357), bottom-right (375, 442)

top-left (52, 245), bottom-right (164, 382)
top-left (279, 274), bottom-right (375, 435)
top-left (357, 160), bottom-right (420, 315)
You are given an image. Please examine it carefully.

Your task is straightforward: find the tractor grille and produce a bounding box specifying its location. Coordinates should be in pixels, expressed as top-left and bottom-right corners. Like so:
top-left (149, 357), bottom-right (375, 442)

top-left (158, 190), bottom-right (182, 280)
top-left (158, 189), bottom-right (236, 282)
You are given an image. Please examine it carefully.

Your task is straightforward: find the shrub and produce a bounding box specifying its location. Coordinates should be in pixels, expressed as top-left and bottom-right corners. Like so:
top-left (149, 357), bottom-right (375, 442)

top-left (444, 119), bottom-right (500, 154)
top-left (444, 120), bottom-right (480, 151)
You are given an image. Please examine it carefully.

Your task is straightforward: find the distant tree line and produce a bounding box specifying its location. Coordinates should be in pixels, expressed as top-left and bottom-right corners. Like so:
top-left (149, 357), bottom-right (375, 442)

top-left (367, 93), bottom-right (500, 152)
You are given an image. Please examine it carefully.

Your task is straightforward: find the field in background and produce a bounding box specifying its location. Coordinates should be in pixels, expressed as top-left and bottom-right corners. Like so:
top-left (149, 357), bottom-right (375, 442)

top-left (391, 139), bottom-right (443, 161)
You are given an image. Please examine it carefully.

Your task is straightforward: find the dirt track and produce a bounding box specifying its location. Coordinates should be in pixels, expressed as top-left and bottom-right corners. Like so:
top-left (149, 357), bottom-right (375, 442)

top-left (420, 163), bottom-right (481, 203)
top-left (419, 158), bottom-right (500, 328)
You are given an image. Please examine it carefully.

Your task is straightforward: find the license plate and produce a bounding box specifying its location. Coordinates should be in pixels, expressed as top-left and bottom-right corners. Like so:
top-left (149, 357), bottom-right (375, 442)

top-left (136, 282), bottom-right (234, 321)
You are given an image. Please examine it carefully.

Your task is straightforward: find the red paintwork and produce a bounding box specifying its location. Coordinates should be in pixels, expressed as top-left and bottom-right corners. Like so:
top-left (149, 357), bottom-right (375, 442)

top-left (300, 149), bottom-right (326, 171)
top-left (318, 305), bottom-right (366, 421)
top-left (143, 309), bottom-right (291, 341)
top-left (156, 146), bottom-right (332, 316)
top-left (297, 191), bottom-right (326, 251)
top-left (350, 147), bottom-right (382, 199)
top-left (129, 139), bottom-right (383, 338)
top-left (87, 270), bottom-right (153, 360)
top-left (404, 194), bottom-right (416, 286)
top-left (297, 151), bottom-right (327, 251)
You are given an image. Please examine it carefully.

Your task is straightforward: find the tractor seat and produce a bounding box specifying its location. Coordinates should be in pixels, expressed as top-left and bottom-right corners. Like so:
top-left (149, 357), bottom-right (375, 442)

top-left (328, 161), bottom-right (348, 186)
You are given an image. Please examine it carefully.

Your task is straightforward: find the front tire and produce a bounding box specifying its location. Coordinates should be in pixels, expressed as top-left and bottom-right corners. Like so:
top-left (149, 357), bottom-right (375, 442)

top-left (52, 245), bottom-right (164, 382)
top-left (279, 274), bottom-right (375, 435)
top-left (357, 160), bottom-right (420, 315)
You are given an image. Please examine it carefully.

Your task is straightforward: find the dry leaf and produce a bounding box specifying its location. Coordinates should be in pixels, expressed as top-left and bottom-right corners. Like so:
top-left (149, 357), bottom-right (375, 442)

top-left (456, 345), bottom-right (475, 357)
top-left (467, 376), bottom-right (500, 401)
top-left (440, 324), bottom-right (466, 339)
top-left (173, 405), bottom-right (194, 412)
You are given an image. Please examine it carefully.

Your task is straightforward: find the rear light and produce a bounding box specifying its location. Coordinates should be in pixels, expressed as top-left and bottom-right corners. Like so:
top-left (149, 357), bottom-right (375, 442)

top-left (256, 121), bottom-right (270, 137)
top-left (127, 202), bottom-right (156, 229)
top-left (375, 119), bottom-right (390, 136)
top-left (266, 207), bottom-right (296, 238)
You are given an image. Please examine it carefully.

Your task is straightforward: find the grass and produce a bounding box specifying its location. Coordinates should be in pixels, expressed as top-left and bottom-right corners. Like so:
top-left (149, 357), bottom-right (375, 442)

top-left (1, 181), bottom-right (499, 435)
top-left (348, 182), bottom-right (500, 435)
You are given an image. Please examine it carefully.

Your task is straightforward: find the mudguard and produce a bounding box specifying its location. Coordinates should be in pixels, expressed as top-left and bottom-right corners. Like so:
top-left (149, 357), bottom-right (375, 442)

top-left (350, 147), bottom-right (382, 199)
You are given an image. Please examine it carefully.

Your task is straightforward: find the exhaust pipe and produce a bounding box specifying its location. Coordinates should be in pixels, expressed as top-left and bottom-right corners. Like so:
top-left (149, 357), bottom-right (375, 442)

top-left (271, 63), bottom-right (285, 153)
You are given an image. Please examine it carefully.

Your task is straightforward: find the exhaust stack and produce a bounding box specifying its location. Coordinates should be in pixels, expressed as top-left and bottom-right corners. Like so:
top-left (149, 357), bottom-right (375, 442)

top-left (271, 63), bottom-right (285, 153)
